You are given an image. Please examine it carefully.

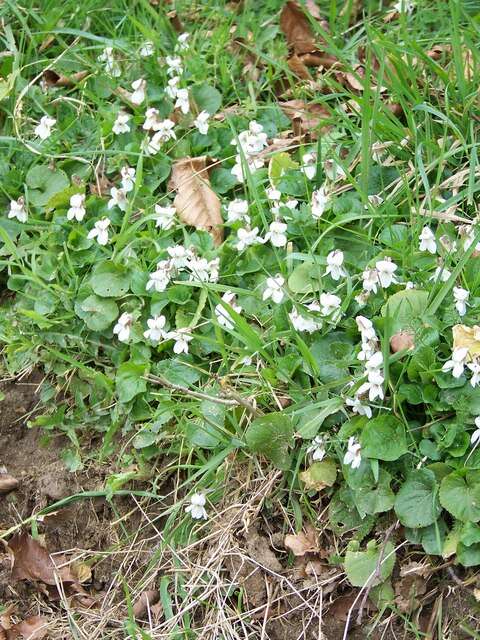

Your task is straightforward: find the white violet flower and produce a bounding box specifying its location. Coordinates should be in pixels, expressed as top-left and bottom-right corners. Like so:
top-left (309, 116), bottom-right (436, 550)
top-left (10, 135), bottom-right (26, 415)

top-left (175, 88), bottom-right (190, 114)
top-left (419, 226), bottom-right (437, 254)
top-left (306, 436), bottom-right (326, 461)
top-left (155, 204), bottom-right (176, 230)
top-left (194, 110), bottom-right (210, 135)
top-left (311, 186), bottom-right (328, 219)
top-left (112, 111), bottom-right (131, 135)
top-left (265, 220), bottom-right (288, 248)
top-left (113, 312), bottom-right (133, 342)
top-left (375, 258), bottom-right (398, 288)
top-left (131, 78), bottom-right (146, 105)
top-left (34, 115), bottom-right (56, 140)
top-left (215, 291), bottom-right (242, 330)
top-left (87, 218), bottom-right (110, 245)
top-left (325, 250), bottom-right (347, 281)
top-left (139, 41), bottom-right (154, 57)
top-left (453, 286), bottom-right (469, 317)
top-left (226, 199), bottom-right (250, 224)
top-left (235, 226), bottom-right (263, 251)
top-left (144, 315), bottom-right (167, 343)
top-left (108, 187), bottom-right (128, 212)
top-left (8, 198), bottom-right (28, 223)
top-left (442, 346), bottom-right (469, 378)
top-left (120, 166), bottom-right (136, 193)
top-left (166, 328), bottom-right (193, 354)
top-left (185, 492), bottom-right (207, 520)
top-left (67, 193), bottom-right (86, 222)
top-left (263, 275), bottom-right (285, 304)
top-left (344, 437), bottom-right (362, 469)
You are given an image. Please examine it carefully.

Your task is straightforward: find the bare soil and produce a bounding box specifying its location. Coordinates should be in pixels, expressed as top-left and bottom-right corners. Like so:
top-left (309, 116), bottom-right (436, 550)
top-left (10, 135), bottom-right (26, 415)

top-left (0, 375), bottom-right (479, 639)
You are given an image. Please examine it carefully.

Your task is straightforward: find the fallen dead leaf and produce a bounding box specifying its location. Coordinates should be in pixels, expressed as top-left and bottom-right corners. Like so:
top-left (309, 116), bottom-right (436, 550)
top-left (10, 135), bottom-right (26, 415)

top-left (42, 70), bottom-right (88, 87)
top-left (453, 324), bottom-right (480, 358)
top-left (167, 10), bottom-right (183, 32)
top-left (9, 532), bottom-right (73, 586)
top-left (133, 589), bottom-right (160, 619)
top-left (284, 525), bottom-right (319, 556)
top-left (0, 474), bottom-right (19, 495)
top-left (168, 157), bottom-right (223, 246)
top-left (70, 560), bottom-right (92, 584)
top-left (279, 99), bottom-right (330, 137)
top-left (0, 616), bottom-right (48, 640)
top-left (8, 532), bottom-right (96, 607)
top-left (280, 1), bottom-right (328, 55)
top-left (390, 331), bottom-right (415, 353)
top-left (394, 570), bottom-right (427, 613)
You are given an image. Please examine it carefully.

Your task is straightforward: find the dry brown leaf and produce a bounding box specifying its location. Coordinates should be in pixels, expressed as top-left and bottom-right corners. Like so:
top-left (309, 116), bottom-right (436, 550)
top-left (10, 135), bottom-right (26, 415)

top-left (8, 532), bottom-right (96, 607)
top-left (133, 589), bottom-right (160, 619)
top-left (42, 70), bottom-right (88, 87)
top-left (5, 617), bottom-right (48, 640)
top-left (167, 10), bottom-right (183, 32)
top-left (0, 474), bottom-right (19, 495)
top-left (0, 612), bottom-right (48, 640)
top-left (280, 1), bottom-right (328, 55)
top-left (287, 54), bottom-right (311, 79)
top-left (453, 324), bottom-right (480, 358)
top-left (284, 525), bottom-right (319, 556)
top-left (169, 157), bottom-right (223, 246)
top-left (280, 99), bottom-right (330, 137)
top-left (394, 572), bottom-right (427, 613)
top-left (390, 331), bottom-right (415, 353)
top-left (9, 532), bottom-right (74, 586)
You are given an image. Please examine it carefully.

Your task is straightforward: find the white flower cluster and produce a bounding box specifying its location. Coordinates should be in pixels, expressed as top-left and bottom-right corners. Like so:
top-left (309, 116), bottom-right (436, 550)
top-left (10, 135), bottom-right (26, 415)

top-left (146, 245), bottom-right (219, 295)
top-left (289, 292), bottom-right (342, 333)
top-left (358, 257), bottom-right (398, 303)
top-left (345, 316), bottom-right (384, 417)
top-left (231, 121), bottom-right (268, 183)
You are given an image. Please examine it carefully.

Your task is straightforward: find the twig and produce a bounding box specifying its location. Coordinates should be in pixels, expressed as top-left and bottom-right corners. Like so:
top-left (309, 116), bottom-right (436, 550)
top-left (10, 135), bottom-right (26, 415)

top-left (145, 374), bottom-right (262, 416)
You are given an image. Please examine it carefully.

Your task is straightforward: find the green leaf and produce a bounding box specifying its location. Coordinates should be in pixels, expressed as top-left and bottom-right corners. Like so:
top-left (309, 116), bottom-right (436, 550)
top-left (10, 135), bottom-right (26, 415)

top-left (344, 540), bottom-right (396, 587)
top-left (268, 152), bottom-right (299, 188)
top-left (191, 83), bottom-right (222, 114)
top-left (288, 261), bottom-right (323, 294)
top-left (299, 458), bottom-right (337, 491)
top-left (360, 415), bottom-right (407, 461)
top-left (440, 470), bottom-right (480, 522)
top-left (245, 412), bottom-right (294, 470)
top-left (90, 262), bottom-right (131, 297)
top-left (381, 289), bottom-right (429, 333)
top-left (394, 469), bottom-right (441, 528)
top-left (26, 165), bottom-right (69, 207)
top-left (457, 543), bottom-right (480, 567)
top-left (116, 361), bottom-right (148, 403)
top-left (354, 469), bottom-right (395, 515)
top-left (79, 294), bottom-right (118, 331)
top-left (328, 486), bottom-right (375, 540)
top-left (154, 359), bottom-right (200, 387)
top-left (460, 522), bottom-right (480, 547)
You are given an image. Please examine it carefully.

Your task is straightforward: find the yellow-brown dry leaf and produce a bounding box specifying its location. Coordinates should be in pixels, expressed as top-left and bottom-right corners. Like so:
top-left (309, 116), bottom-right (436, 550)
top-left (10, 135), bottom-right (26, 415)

top-left (71, 561), bottom-right (92, 584)
top-left (284, 525), bottom-right (319, 556)
top-left (169, 157), bottom-right (223, 246)
top-left (452, 324), bottom-right (480, 358)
